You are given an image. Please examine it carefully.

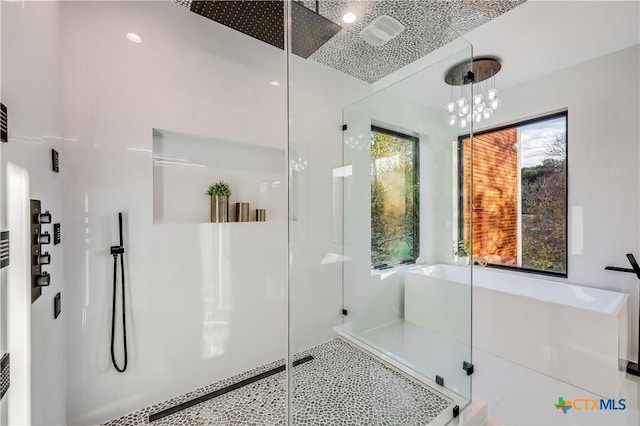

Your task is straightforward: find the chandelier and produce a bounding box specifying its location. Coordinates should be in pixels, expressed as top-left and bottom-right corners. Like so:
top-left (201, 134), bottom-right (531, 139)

top-left (444, 58), bottom-right (502, 128)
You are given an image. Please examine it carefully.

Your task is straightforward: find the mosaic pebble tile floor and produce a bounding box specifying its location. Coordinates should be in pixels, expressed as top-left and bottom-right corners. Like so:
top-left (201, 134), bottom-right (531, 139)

top-left (103, 338), bottom-right (452, 426)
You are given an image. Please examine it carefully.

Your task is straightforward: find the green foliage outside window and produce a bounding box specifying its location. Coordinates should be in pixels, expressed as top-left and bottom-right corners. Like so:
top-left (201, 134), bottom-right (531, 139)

top-left (371, 127), bottom-right (419, 267)
top-left (521, 132), bottom-right (566, 273)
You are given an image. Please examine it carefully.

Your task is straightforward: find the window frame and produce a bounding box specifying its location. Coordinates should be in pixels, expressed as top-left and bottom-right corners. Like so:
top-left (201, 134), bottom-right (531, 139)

top-left (457, 110), bottom-right (569, 278)
top-left (370, 125), bottom-right (420, 269)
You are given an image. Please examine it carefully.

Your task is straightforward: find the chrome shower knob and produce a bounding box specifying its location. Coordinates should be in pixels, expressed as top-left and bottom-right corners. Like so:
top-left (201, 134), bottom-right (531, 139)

top-left (38, 211), bottom-right (52, 224)
top-left (37, 232), bottom-right (51, 245)
top-left (36, 272), bottom-right (50, 287)
top-left (37, 252), bottom-right (51, 265)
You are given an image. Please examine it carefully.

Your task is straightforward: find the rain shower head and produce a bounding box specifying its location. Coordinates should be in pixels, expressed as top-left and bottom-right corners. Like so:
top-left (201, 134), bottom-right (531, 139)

top-left (188, 1), bottom-right (342, 59)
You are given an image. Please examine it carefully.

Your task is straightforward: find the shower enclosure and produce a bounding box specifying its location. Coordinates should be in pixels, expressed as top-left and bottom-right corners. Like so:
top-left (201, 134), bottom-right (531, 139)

top-left (0, 1), bottom-right (480, 425)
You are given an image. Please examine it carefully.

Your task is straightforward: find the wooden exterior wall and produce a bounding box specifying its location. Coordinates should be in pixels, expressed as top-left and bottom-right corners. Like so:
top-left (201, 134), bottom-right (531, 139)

top-left (462, 128), bottom-right (518, 265)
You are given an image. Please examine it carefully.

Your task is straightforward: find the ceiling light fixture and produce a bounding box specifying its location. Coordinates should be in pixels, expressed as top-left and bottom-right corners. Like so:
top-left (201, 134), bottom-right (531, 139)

top-left (126, 33), bottom-right (142, 43)
top-left (270, 81), bottom-right (281, 86)
top-left (342, 12), bottom-right (357, 24)
top-left (444, 58), bottom-right (502, 128)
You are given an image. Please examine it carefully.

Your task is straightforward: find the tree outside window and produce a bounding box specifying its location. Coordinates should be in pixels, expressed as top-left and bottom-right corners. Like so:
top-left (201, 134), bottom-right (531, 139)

top-left (459, 112), bottom-right (567, 276)
top-left (371, 126), bottom-right (419, 267)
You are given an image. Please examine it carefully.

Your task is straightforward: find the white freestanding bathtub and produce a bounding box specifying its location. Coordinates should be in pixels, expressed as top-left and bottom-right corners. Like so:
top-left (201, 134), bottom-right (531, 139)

top-left (405, 264), bottom-right (629, 397)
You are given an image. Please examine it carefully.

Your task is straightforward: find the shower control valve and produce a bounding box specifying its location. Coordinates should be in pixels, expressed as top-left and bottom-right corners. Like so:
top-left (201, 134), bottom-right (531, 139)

top-left (37, 252), bottom-right (51, 265)
top-left (36, 272), bottom-right (50, 287)
top-left (37, 232), bottom-right (51, 245)
top-left (38, 211), bottom-right (52, 224)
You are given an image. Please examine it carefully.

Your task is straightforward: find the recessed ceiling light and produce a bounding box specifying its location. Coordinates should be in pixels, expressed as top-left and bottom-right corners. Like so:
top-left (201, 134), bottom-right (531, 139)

top-left (126, 33), bottom-right (142, 43)
top-left (342, 12), bottom-right (357, 24)
top-left (270, 81), bottom-right (281, 86)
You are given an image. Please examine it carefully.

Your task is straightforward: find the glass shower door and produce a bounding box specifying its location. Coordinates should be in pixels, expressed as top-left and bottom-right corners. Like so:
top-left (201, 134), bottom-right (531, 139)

top-left (340, 40), bottom-right (474, 405)
top-left (286, 0), bottom-right (476, 424)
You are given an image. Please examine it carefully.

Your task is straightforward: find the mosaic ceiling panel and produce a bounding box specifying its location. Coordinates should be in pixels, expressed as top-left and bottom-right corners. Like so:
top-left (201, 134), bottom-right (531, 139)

top-left (174, 1), bottom-right (526, 83)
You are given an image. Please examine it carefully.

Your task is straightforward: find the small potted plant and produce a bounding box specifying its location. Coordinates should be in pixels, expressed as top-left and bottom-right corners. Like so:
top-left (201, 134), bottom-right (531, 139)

top-left (454, 239), bottom-right (471, 265)
top-left (206, 181), bottom-right (231, 223)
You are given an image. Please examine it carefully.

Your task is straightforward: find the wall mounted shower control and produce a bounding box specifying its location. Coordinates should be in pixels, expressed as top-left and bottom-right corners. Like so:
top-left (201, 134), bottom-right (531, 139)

top-left (38, 211), bottom-right (52, 224)
top-left (30, 199), bottom-right (54, 303)
top-left (36, 272), bottom-right (50, 287)
top-left (37, 232), bottom-right (51, 245)
top-left (37, 252), bottom-right (51, 265)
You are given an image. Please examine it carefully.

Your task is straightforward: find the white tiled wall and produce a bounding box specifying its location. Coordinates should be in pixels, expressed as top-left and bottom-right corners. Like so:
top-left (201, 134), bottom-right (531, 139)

top-left (59, 2), bottom-right (369, 424)
top-left (1, 1), bottom-right (66, 424)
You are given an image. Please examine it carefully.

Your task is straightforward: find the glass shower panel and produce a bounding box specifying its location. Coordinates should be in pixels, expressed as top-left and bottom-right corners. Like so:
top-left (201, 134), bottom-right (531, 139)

top-left (31, 1), bottom-right (288, 424)
top-left (341, 41), bottom-right (474, 402)
top-left (287, 0), bottom-right (474, 423)
top-left (285, 0), bottom-right (366, 421)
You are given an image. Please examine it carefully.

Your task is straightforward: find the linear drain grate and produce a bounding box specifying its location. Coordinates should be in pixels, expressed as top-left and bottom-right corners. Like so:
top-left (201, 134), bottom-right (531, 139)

top-left (148, 355), bottom-right (314, 422)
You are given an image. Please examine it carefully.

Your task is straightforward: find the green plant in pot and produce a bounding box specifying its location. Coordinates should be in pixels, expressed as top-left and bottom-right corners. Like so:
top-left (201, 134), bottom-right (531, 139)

top-left (454, 239), bottom-right (471, 265)
top-left (206, 181), bottom-right (231, 223)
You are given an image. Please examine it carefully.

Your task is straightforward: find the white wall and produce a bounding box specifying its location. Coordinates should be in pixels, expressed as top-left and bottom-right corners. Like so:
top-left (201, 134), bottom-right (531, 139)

top-left (152, 129), bottom-right (286, 224)
top-left (288, 54), bottom-right (370, 352)
top-left (60, 1), bottom-right (369, 424)
top-left (342, 94), bottom-right (426, 333)
top-left (472, 44), bottom-right (640, 361)
top-left (61, 2), bottom-right (287, 424)
top-left (341, 48), bottom-right (472, 334)
top-left (0, 1), bottom-right (67, 425)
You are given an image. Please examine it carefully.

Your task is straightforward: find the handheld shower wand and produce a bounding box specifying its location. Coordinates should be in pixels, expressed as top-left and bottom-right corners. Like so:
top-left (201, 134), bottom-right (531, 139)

top-left (110, 212), bottom-right (128, 372)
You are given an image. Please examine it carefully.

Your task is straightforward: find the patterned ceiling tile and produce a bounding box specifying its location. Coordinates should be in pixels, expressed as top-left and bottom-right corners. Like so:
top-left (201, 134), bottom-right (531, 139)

top-left (173, 0), bottom-right (192, 8)
top-left (173, 0), bottom-right (526, 83)
top-left (305, 0), bottom-right (526, 83)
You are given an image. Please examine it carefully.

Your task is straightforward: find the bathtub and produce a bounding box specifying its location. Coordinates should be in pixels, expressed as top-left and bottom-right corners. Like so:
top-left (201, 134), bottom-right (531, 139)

top-left (405, 264), bottom-right (629, 397)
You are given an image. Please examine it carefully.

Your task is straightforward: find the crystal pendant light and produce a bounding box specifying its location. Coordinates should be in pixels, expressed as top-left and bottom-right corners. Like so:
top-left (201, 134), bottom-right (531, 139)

top-left (444, 58), bottom-right (502, 128)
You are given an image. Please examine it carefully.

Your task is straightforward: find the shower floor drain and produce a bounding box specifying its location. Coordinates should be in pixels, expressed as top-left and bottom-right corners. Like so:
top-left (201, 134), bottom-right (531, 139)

top-left (103, 338), bottom-right (452, 426)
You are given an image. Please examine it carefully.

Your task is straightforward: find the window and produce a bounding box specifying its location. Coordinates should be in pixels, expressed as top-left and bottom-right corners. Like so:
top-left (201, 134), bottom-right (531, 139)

top-left (459, 112), bottom-right (567, 276)
top-left (371, 126), bottom-right (419, 267)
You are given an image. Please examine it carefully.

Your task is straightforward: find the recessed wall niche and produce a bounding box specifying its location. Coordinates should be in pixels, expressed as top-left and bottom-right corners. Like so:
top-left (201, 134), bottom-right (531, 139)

top-left (153, 129), bottom-right (285, 224)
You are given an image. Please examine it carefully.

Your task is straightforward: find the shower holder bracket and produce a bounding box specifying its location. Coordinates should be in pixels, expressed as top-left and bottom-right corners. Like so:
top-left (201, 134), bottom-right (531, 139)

top-left (342, 309), bottom-right (348, 316)
top-left (463, 361), bottom-right (474, 376)
top-left (110, 245), bottom-right (124, 255)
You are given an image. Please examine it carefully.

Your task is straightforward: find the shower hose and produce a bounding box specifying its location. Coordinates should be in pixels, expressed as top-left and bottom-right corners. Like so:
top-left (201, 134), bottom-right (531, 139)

top-left (110, 212), bottom-right (128, 372)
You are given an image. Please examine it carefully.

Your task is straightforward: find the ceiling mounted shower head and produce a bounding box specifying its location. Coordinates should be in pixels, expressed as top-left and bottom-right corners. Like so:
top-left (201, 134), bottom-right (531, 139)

top-left (187, 1), bottom-right (342, 59)
top-left (291, 2), bottom-right (342, 59)
top-left (444, 57), bottom-right (502, 86)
